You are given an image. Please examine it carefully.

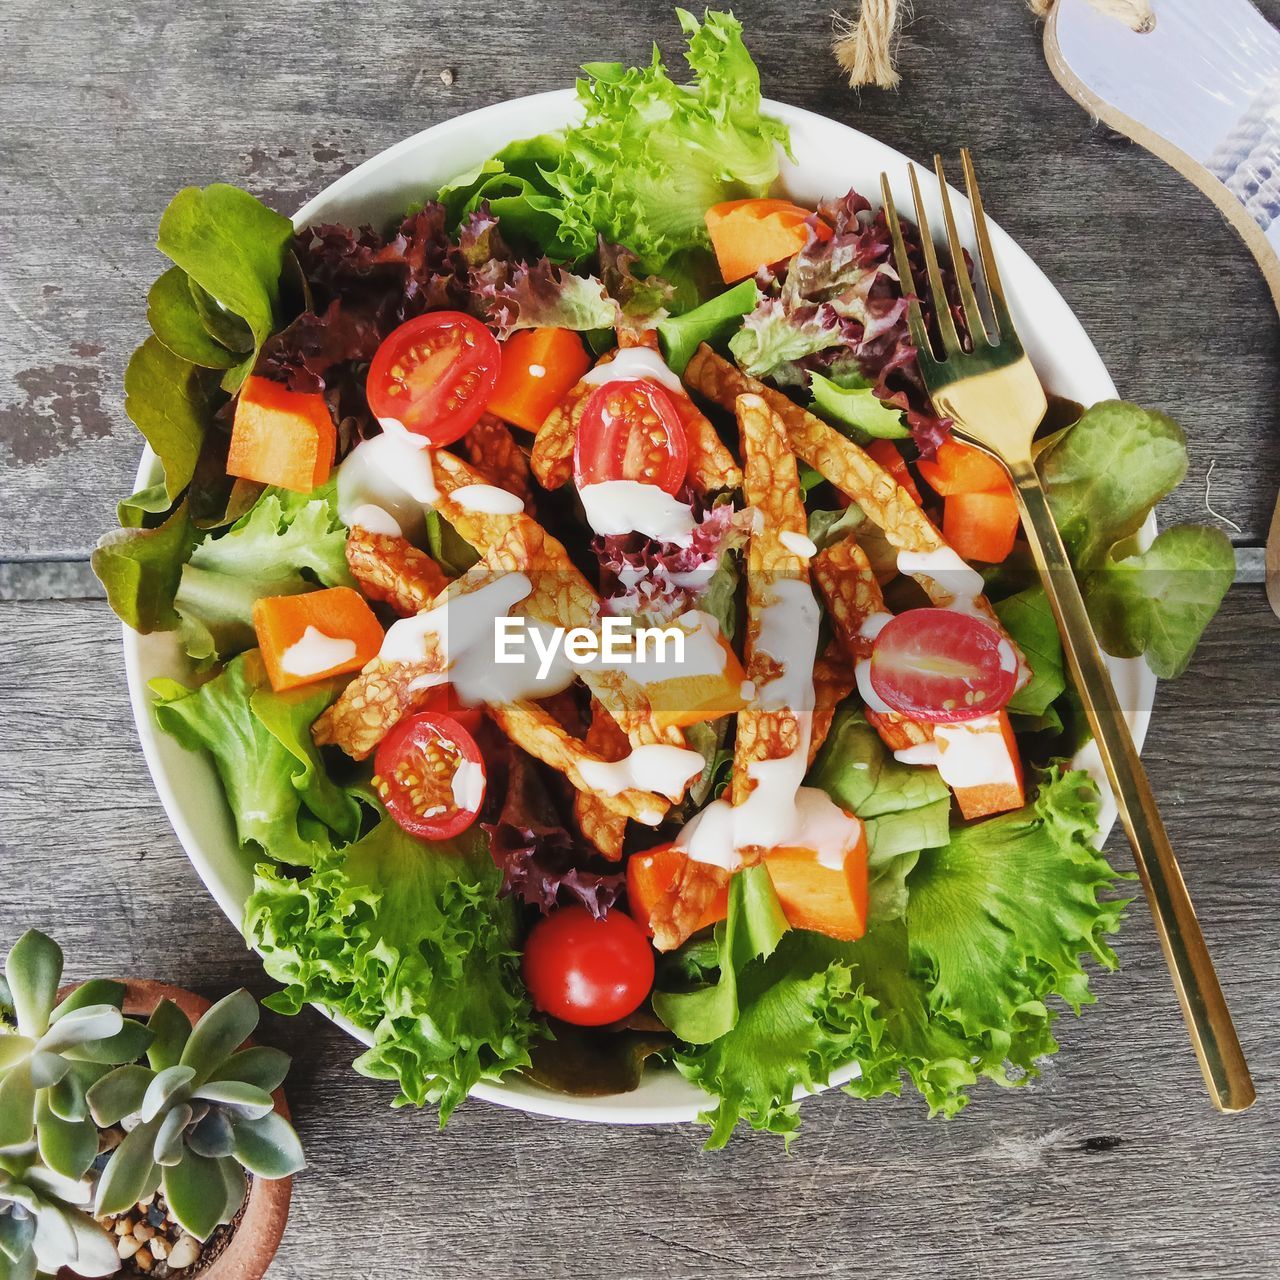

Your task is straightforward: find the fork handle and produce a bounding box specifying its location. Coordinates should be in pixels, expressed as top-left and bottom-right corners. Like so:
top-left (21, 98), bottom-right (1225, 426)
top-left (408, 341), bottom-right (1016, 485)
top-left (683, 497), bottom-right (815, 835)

top-left (1008, 459), bottom-right (1255, 1113)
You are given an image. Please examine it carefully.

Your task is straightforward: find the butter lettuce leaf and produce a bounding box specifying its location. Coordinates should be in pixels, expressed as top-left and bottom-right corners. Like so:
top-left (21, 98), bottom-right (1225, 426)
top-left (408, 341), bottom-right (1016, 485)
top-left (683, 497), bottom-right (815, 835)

top-left (173, 481), bottom-right (351, 661)
top-left (807, 705), bottom-right (952, 859)
top-left (245, 820), bottom-right (536, 1122)
top-left (92, 499), bottom-right (197, 634)
top-left (652, 863), bottom-right (788, 1046)
top-left (150, 651), bottom-right (357, 866)
top-left (1082, 524), bottom-right (1234, 680)
top-left (994, 584), bottom-right (1065, 717)
top-left (657, 279), bottom-right (759, 374)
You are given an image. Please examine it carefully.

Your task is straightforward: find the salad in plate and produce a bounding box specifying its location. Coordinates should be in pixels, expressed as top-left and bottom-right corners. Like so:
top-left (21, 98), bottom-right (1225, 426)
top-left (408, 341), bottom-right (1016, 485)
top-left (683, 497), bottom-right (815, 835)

top-left (94, 10), bottom-right (1235, 1145)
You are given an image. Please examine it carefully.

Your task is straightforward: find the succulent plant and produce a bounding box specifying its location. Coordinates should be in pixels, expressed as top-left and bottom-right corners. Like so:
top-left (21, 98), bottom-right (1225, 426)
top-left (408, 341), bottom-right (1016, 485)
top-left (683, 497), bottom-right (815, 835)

top-left (88, 989), bottom-right (304, 1242)
top-left (0, 932), bottom-right (152, 1181)
top-left (0, 1156), bottom-right (119, 1280)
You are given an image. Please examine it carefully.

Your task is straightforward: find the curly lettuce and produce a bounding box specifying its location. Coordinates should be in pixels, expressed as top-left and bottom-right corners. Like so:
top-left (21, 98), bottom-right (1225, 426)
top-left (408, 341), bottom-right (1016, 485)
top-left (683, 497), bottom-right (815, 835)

top-left (667, 768), bottom-right (1128, 1146)
top-left (245, 820), bottom-right (537, 1122)
top-left (439, 11), bottom-right (789, 273)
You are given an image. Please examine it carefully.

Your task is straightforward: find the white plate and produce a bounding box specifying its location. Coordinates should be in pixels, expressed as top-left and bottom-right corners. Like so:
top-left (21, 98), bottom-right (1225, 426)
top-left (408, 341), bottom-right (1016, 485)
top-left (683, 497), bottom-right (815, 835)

top-left (123, 91), bottom-right (1155, 1125)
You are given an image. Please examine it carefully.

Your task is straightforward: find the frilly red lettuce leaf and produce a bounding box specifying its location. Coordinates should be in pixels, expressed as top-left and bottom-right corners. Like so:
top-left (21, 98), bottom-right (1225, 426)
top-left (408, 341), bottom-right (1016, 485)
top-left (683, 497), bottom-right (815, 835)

top-left (259, 203), bottom-right (618, 435)
top-left (729, 188), bottom-right (958, 457)
top-left (482, 746), bottom-right (625, 920)
top-left (594, 502), bottom-right (753, 627)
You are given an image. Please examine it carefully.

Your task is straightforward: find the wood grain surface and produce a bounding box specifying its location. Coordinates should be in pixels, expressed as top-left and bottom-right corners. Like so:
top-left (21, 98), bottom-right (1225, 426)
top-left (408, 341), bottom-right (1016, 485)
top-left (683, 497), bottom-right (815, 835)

top-left (2, 0), bottom-right (1278, 1275)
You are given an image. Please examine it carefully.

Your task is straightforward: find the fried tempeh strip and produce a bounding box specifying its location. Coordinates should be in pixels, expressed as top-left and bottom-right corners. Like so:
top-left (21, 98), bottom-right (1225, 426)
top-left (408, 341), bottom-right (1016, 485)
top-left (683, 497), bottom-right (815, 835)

top-left (346, 529), bottom-right (449, 618)
top-left (685, 345), bottom-right (1027, 676)
top-left (812, 537), bottom-right (933, 753)
top-left (649, 860), bottom-right (732, 954)
top-left (809, 640), bottom-right (856, 766)
top-left (462, 413), bottom-right (535, 506)
top-left (574, 699), bottom-right (629, 859)
top-left (486, 700), bottom-right (668, 827)
top-left (732, 393), bottom-right (811, 805)
top-left (434, 449), bottom-right (683, 751)
top-left (675, 396), bottom-right (743, 496)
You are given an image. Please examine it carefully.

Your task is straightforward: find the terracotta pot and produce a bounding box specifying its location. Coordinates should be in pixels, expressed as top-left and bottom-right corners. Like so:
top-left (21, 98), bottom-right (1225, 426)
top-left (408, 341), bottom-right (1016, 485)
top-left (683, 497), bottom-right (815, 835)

top-left (60, 978), bottom-right (292, 1280)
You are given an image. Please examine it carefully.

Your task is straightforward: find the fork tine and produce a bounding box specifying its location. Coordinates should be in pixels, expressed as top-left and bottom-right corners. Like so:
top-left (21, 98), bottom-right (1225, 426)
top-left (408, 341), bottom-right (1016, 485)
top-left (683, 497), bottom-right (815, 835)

top-left (906, 164), bottom-right (964, 359)
top-left (960, 147), bottom-right (1015, 342)
top-left (879, 172), bottom-right (935, 362)
top-left (933, 153), bottom-right (990, 347)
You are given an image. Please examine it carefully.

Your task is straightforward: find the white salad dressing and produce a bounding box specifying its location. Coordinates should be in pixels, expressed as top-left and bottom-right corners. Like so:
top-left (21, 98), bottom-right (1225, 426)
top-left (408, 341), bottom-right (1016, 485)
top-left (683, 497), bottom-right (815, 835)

top-left (450, 759), bottom-right (486, 814)
top-left (578, 745), bottom-right (706, 802)
top-left (779, 530), bottom-right (818, 559)
top-left (578, 480), bottom-right (696, 546)
top-left (579, 346), bottom-right (685, 397)
top-left (671, 575), bottom-right (853, 870)
top-left (378, 574), bottom-right (576, 704)
top-left (892, 715), bottom-right (1018, 790)
top-left (336, 424), bottom-right (439, 538)
top-left (450, 484), bottom-right (525, 516)
top-left (280, 626), bottom-right (358, 677)
top-left (896, 545), bottom-right (985, 611)
top-left (854, 658), bottom-right (896, 716)
top-left (616, 610), bottom-right (730, 687)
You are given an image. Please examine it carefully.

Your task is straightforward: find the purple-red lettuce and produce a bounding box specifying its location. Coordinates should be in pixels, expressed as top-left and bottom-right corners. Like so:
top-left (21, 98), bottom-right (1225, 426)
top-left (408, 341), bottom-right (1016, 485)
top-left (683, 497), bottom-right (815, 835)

top-left (728, 189), bottom-right (964, 457)
top-left (594, 502), bottom-right (753, 630)
top-left (482, 746), bottom-right (625, 920)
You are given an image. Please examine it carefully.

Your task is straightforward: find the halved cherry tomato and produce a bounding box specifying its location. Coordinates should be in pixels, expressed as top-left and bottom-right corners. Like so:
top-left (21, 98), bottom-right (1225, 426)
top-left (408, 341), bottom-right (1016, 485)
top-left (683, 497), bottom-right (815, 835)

top-left (573, 378), bottom-right (688, 494)
top-left (373, 711), bottom-right (487, 841)
top-left (869, 608), bottom-right (1017, 724)
top-left (366, 311), bottom-right (501, 446)
top-left (521, 906), bottom-right (655, 1027)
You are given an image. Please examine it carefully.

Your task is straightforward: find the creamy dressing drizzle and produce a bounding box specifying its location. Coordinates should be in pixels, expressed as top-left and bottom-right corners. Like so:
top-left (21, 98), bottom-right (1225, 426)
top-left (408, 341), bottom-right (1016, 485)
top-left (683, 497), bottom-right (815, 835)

top-left (779, 530), bottom-right (818, 559)
top-left (578, 480), bottom-right (696, 545)
top-left (450, 760), bottom-right (486, 813)
top-left (450, 484), bottom-right (525, 515)
top-left (579, 346), bottom-right (685, 397)
top-left (578, 745), bottom-right (705, 802)
top-left (336, 425), bottom-right (439, 537)
top-left (892, 714), bottom-right (1017, 790)
top-left (280, 626), bottom-right (358, 677)
top-left (379, 574), bottom-right (574, 704)
top-left (672, 575), bottom-right (860, 870)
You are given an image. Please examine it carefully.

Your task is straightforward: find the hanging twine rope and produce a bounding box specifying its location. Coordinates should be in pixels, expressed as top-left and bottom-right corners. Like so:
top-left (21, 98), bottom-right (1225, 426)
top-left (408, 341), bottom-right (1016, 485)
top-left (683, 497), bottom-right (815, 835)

top-left (833, 0), bottom-right (1157, 90)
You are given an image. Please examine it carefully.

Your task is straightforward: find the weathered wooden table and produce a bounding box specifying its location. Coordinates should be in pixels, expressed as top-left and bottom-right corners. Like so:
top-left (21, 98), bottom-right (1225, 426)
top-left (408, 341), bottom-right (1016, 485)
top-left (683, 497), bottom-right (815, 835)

top-left (3, 2), bottom-right (1278, 1275)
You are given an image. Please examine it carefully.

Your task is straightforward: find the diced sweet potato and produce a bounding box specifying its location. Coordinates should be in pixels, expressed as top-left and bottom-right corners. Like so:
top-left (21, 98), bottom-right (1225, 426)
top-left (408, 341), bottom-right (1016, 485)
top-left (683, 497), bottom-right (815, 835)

top-left (253, 586), bottom-right (383, 692)
top-left (765, 832), bottom-right (868, 942)
top-left (228, 375), bottom-right (336, 493)
top-left (940, 710), bottom-right (1025, 820)
top-left (643, 635), bottom-right (749, 731)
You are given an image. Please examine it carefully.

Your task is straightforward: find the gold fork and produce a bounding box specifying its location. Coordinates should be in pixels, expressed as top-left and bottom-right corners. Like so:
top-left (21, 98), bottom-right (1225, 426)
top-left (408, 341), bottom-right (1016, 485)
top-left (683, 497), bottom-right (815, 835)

top-left (880, 150), bottom-right (1255, 1113)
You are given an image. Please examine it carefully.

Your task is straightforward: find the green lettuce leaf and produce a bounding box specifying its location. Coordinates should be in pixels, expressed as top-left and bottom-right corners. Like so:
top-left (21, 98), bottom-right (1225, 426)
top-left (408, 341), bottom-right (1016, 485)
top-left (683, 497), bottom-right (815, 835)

top-left (994, 584), bottom-right (1065, 716)
top-left (657, 279), bottom-right (760, 374)
top-left (652, 864), bottom-right (788, 1046)
top-left (156, 184), bottom-right (295, 390)
top-left (904, 767), bottom-right (1129, 1077)
top-left (151, 651), bottom-right (357, 866)
top-left (245, 821), bottom-right (536, 1121)
top-left (123, 338), bottom-right (218, 503)
top-left (1082, 524), bottom-right (1234, 679)
top-left (91, 500), bottom-right (197, 633)
top-left (672, 768), bottom-right (1126, 1145)
top-left (1037, 400), bottom-right (1234, 679)
top-left (807, 706), bottom-right (952, 858)
top-left (173, 481), bottom-right (352, 661)
top-left (147, 266), bottom-right (240, 370)
top-left (1040, 400), bottom-right (1188, 570)
top-left (518, 10), bottom-right (788, 270)
top-left (809, 372), bottom-right (910, 440)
